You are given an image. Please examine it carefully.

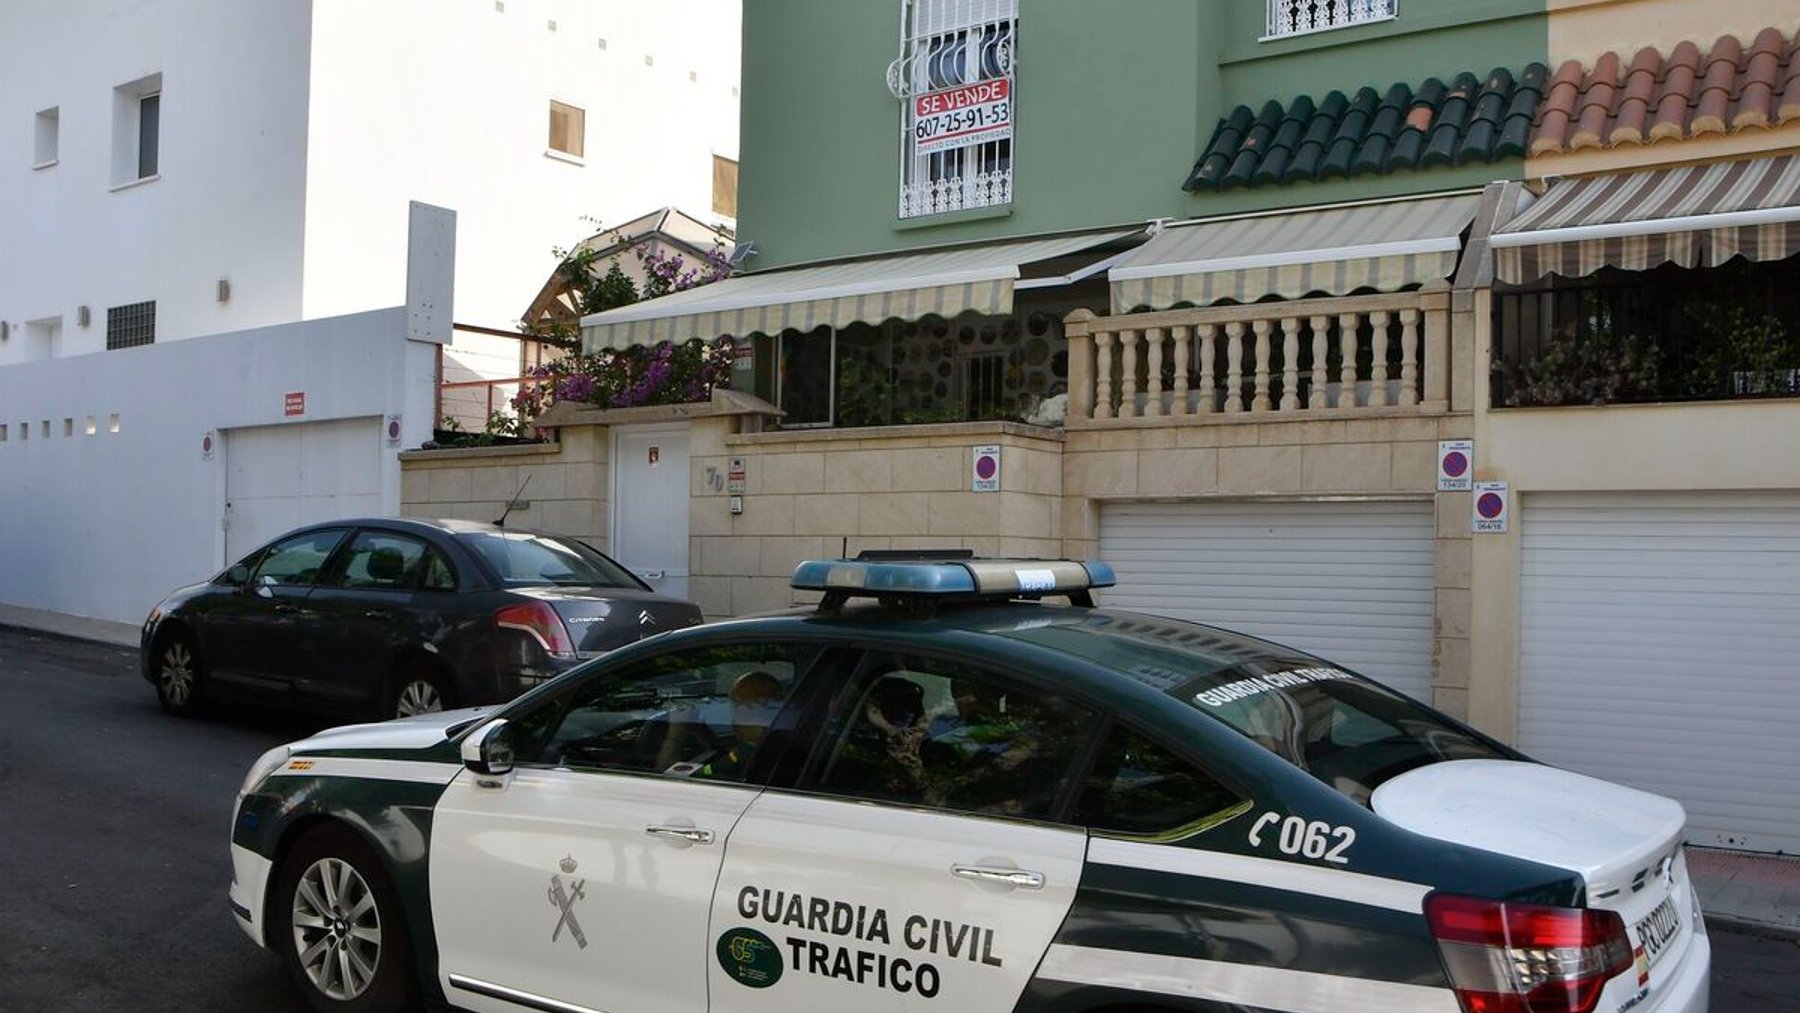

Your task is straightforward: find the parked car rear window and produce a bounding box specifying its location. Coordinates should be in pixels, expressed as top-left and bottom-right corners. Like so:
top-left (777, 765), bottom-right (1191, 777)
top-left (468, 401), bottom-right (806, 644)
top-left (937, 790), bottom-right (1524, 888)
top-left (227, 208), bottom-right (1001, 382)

top-left (1000, 612), bottom-right (1510, 805)
top-left (459, 532), bottom-right (641, 588)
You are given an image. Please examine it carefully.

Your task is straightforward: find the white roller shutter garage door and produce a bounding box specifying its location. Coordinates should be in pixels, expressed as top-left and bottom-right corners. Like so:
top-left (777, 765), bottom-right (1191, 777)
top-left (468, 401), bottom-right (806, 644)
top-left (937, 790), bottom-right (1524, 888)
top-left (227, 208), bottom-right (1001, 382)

top-left (1518, 492), bottom-right (1800, 854)
top-left (1099, 500), bottom-right (1436, 700)
top-left (225, 417), bottom-right (384, 562)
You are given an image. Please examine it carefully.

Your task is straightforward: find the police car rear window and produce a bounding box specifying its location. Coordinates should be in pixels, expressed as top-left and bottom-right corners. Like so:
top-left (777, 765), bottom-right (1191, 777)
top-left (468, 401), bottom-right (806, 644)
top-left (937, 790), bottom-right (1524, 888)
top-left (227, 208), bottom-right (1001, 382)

top-left (1175, 661), bottom-right (1506, 803)
top-left (1000, 613), bottom-right (1507, 804)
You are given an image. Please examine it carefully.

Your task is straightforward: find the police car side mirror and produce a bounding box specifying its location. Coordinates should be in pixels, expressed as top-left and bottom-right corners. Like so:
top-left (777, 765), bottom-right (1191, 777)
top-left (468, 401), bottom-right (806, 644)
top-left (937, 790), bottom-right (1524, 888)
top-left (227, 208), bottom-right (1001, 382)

top-left (223, 564), bottom-right (250, 586)
top-left (461, 719), bottom-right (515, 785)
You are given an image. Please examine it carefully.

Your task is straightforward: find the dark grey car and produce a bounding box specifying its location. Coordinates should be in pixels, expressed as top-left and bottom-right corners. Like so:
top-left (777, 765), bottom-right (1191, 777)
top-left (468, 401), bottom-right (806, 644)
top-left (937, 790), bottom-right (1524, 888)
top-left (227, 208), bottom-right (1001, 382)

top-left (140, 518), bottom-right (703, 720)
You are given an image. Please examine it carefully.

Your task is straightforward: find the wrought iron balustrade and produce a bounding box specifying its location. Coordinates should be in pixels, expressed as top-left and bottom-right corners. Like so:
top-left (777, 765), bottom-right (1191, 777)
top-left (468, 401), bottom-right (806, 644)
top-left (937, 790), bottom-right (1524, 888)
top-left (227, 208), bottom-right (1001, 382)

top-left (1266, 0), bottom-right (1397, 40)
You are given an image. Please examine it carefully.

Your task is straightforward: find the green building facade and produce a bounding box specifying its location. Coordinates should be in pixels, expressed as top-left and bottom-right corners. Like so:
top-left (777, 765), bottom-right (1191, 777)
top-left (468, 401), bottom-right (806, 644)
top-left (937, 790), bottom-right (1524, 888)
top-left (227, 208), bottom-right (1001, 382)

top-left (738, 0), bottom-right (1549, 271)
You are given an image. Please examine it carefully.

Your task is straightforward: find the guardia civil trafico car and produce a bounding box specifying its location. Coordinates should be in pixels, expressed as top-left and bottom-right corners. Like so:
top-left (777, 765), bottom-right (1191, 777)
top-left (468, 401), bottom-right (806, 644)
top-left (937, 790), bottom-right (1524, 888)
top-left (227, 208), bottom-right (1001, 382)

top-left (229, 554), bottom-right (1710, 1013)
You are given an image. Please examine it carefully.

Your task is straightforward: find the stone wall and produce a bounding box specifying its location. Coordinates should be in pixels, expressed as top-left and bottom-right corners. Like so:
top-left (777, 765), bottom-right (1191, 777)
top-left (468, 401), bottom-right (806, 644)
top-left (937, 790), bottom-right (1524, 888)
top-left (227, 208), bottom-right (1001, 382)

top-left (398, 427), bottom-right (608, 548)
top-left (395, 405), bottom-right (1478, 722)
top-left (688, 420), bottom-right (1066, 619)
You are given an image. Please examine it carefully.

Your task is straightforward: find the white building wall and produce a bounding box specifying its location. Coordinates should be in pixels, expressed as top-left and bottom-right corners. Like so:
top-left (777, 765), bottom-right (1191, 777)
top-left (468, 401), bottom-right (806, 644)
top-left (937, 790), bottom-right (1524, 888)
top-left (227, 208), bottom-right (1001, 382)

top-left (301, 0), bottom-right (742, 332)
top-left (0, 308), bottom-right (437, 624)
top-left (0, 0), bottom-right (313, 362)
top-left (1, 0), bottom-right (740, 364)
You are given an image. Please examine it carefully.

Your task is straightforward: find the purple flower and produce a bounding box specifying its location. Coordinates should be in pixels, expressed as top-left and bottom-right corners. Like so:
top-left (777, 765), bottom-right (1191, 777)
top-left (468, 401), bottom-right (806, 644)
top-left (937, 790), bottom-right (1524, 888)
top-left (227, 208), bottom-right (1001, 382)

top-left (555, 373), bottom-right (595, 403)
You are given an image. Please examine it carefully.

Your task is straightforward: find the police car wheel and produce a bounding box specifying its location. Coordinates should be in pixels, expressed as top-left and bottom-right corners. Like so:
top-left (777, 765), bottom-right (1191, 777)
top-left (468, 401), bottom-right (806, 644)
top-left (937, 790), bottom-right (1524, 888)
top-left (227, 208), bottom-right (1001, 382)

top-left (154, 632), bottom-right (205, 717)
top-left (275, 824), bottom-right (418, 1013)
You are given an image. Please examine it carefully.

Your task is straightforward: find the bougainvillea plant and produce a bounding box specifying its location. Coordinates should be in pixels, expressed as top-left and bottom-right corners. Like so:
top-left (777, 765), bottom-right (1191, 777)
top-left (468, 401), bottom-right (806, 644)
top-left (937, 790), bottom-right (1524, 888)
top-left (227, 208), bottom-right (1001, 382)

top-left (506, 234), bottom-right (736, 419)
top-left (511, 336), bottom-right (737, 416)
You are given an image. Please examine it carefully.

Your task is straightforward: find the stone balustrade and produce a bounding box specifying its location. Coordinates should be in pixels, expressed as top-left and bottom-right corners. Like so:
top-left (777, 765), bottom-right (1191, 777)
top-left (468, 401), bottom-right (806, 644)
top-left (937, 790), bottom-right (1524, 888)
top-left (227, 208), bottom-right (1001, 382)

top-left (1065, 290), bottom-right (1452, 426)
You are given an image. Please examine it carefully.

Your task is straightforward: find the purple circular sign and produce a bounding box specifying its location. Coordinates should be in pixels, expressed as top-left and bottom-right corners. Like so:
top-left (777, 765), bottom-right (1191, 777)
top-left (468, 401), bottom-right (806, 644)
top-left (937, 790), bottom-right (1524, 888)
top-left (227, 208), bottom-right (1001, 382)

top-left (388, 419), bottom-right (402, 440)
top-left (1477, 492), bottom-right (1505, 519)
top-left (1442, 450), bottom-right (1469, 478)
top-left (202, 434), bottom-right (214, 453)
top-left (975, 455), bottom-right (998, 480)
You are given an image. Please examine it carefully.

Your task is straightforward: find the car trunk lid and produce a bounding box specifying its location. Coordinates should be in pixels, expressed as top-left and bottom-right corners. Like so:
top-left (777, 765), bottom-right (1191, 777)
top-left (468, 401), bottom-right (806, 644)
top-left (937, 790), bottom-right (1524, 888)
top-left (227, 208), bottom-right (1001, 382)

top-left (513, 586), bottom-right (704, 655)
top-left (1373, 759), bottom-right (1702, 1008)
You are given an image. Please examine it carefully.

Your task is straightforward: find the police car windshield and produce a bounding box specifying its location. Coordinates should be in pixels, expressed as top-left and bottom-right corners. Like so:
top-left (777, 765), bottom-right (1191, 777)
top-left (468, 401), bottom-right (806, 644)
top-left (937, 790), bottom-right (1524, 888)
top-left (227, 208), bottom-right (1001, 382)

top-left (1000, 613), bottom-right (1508, 805)
top-left (459, 532), bottom-right (641, 588)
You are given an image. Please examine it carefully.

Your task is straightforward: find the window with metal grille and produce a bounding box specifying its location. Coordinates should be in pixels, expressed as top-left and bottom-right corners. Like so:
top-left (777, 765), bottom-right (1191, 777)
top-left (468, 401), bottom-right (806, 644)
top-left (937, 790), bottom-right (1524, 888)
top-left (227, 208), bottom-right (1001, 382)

top-left (962, 350), bottom-right (1007, 419)
top-left (887, 0), bottom-right (1016, 219)
top-left (1265, 0), bottom-right (1396, 40)
top-left (106, 301), bottom-right (156, 350)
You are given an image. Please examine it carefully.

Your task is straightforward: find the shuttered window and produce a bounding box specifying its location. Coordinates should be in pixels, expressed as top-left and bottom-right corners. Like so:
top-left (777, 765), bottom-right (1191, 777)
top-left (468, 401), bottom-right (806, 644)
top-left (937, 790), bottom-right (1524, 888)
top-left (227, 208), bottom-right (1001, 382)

top-left (548, 100), bottom-right (585, 158)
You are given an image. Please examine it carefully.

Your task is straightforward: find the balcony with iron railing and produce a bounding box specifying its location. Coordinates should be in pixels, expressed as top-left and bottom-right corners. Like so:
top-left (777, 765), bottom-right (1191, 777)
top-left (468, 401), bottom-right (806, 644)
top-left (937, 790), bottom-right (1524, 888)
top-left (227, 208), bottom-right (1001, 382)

top-left (1264, 0), bottom-right (1397, 40)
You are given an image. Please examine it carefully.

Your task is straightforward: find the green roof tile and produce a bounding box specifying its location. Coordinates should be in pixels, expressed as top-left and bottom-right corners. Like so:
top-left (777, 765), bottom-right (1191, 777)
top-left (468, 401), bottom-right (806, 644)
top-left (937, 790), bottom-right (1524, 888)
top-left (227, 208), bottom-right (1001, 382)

top-left (1183, 63), bottom-right (1547, 192)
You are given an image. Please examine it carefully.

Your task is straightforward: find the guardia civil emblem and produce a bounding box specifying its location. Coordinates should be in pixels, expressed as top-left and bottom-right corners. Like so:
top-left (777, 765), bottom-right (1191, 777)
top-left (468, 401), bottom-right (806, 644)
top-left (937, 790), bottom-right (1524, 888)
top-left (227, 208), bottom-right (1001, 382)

top-left (548, 855), bottom-right (587, 948)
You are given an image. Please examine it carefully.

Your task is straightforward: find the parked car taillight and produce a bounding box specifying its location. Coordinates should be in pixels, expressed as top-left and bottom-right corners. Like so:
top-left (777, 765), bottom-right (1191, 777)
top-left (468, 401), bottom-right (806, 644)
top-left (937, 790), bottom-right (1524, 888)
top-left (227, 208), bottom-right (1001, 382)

top-left (495, 601), bottom-right (574, 658)
top-left (1425, 893), bottom-right (1634, 1013)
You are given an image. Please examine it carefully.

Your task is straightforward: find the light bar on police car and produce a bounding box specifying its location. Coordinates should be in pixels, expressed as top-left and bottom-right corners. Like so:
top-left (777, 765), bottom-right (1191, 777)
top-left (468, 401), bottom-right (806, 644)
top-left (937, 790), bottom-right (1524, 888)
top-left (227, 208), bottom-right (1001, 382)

top-left (790, 557), bottom-right (1115, 597)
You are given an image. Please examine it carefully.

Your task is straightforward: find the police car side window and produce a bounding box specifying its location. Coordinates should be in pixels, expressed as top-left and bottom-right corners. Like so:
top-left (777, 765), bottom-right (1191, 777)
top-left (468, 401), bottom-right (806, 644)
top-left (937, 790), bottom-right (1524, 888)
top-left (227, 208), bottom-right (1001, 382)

top-left (811, 654), bottom-right (1095, 821)
top-left (1074, 723), bottom-right (1244, 838)
top-left (527, 644), bottom-right (815, 783)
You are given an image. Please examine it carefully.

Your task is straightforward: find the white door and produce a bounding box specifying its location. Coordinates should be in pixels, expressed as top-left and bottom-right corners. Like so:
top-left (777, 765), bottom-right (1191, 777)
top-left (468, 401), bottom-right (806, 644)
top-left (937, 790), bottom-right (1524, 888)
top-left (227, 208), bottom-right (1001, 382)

top-left (709, 652), bottom-right (1090, 1012)
top-left (710, 796), bottom-right (1086, 1011)
top-left (431, 769), bottom-right (757, 1013)
top-left (611, 424), bottom-right (690, 599)
top-left (1517, 491), bottom-right (1800, 854)
top-left (1099, 500), bottom-right (1437, 700)
top-left (430, 641), bottom-right (818, 1013)
top-left (224, 418), bottom-right (382, 562)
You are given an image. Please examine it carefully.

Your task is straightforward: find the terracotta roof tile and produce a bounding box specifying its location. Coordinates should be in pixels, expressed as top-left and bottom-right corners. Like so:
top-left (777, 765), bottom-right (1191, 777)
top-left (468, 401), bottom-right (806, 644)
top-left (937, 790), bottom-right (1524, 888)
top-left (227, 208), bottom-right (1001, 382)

top-left (1782, 43), bottom-right (1800, 120)
top-left (1533, 25), bottom-right (1800, 154)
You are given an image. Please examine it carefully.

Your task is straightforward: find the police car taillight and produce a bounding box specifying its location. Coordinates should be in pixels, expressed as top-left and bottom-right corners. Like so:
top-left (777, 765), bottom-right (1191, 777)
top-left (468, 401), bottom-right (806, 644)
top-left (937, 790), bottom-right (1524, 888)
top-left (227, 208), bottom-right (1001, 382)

top-left (1425, 893), bottom-right (1633, 1013)
top-left (496, 601), bottom-right (574, 657)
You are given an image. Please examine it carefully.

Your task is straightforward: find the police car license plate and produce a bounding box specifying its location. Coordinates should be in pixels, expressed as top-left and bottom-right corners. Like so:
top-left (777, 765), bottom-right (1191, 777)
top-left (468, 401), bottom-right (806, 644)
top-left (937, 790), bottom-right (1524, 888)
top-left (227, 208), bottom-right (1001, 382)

top-left (1634, 895), bottom-right (1682, 967)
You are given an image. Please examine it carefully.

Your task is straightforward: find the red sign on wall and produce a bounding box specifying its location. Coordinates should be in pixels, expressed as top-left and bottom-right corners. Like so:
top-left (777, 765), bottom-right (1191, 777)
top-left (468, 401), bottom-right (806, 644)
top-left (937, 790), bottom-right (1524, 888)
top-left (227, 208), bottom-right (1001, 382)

top-left (284, 392), bottom-right (306, 417)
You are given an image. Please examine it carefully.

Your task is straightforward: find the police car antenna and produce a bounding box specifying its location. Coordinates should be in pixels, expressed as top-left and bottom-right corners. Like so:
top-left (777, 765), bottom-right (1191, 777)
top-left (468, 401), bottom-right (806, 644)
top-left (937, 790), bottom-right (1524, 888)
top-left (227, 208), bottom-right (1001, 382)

top-left (495, 474), bottom-right (532, 527)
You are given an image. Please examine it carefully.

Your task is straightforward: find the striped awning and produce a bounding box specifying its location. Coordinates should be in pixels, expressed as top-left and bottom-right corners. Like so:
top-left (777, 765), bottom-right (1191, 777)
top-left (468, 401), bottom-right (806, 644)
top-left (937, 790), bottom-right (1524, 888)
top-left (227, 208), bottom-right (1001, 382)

top-left (579, 231), bottom-right (1135, 351)
top-left (1492, 155), bottom-right (1800, 284)
top-left (1107, 192), bottom-right (1481, 312)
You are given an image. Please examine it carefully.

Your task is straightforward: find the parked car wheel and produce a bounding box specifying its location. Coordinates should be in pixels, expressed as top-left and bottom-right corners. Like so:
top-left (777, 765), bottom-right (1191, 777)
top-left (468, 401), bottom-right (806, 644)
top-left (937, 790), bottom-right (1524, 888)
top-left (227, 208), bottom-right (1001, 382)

top-left (153, 631), bottom-right (205, 717)
top-left (387, 664), bottom-right (447, 721)
top-left (275, 824), bottom-right (417, 1013)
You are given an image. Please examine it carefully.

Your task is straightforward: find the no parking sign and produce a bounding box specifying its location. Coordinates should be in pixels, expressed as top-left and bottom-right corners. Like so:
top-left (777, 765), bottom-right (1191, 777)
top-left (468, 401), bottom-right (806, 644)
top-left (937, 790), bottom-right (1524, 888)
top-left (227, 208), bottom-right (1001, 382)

top-left (1472, 480), bottom-right (1509, 533)
top-left (1437, 440), bottom-right (1474, 491)
top-left (971, 445), bottom-right (1001, 493)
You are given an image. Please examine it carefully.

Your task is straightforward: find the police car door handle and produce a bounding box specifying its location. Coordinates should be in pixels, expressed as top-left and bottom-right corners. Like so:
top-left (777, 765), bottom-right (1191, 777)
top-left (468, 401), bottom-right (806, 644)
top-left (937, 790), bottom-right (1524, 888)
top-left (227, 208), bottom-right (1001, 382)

top-left (952, 865), bottom-right (1045, 890)
top-left (644, 825), bottom-right (714, 845)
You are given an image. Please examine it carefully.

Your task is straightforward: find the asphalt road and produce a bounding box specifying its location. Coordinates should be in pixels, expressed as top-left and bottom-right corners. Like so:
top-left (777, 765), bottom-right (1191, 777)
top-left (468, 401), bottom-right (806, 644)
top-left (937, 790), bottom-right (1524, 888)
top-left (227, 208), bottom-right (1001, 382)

top-left (0, 627), bottom-right (317, 1013)
top-left (1, 626), bottom-right (1795, 1012)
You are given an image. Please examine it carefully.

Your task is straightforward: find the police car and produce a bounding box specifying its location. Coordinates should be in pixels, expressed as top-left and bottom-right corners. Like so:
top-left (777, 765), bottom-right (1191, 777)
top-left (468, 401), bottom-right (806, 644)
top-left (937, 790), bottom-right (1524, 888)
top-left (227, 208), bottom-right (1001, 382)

top-left (229, 555), bottom-right (1711, 1013)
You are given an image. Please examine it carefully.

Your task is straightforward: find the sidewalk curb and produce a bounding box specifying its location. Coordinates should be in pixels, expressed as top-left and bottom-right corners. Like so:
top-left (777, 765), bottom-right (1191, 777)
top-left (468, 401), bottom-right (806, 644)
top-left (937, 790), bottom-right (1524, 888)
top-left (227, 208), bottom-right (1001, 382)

top-left (0, 622), bottom-right (138, 653)
top-left (1705, 913), bottom-right (1800, 944)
